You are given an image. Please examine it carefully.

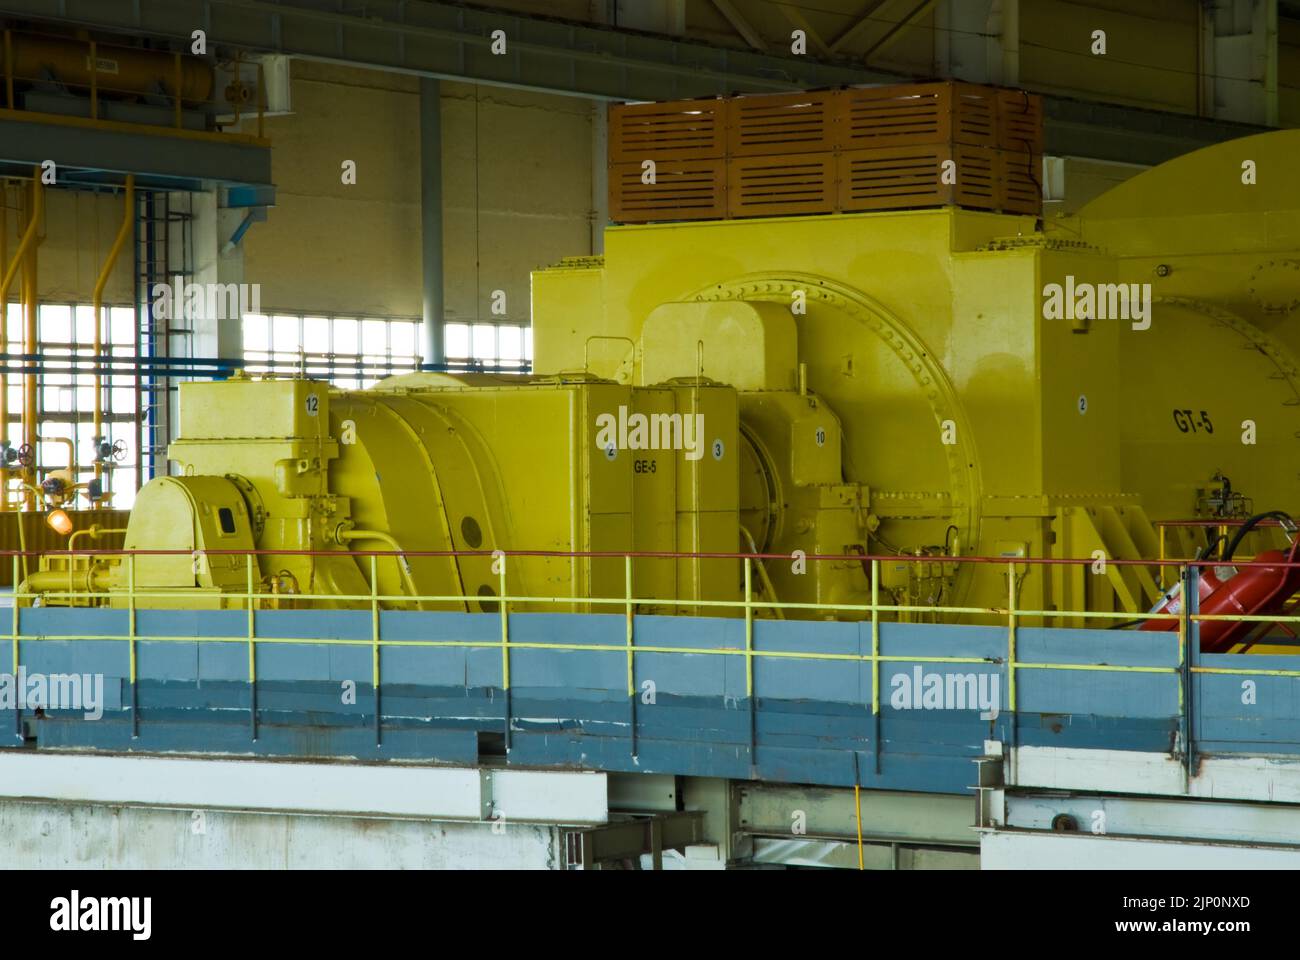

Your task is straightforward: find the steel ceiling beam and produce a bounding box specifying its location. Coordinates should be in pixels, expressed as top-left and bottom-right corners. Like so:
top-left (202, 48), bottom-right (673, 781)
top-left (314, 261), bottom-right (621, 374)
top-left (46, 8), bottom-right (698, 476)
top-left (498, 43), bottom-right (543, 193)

top-left (0, 0), bottom-right (1271, 161)
top-left (829, 0), bottom-right (892, 54)
top-left (709, 0), bottom-right (767, 53)
top-left (861, 0), bottom-right (939, 61)
top-left (0, 111), bottom-right (272, 189)
top-left (0, 0), bottom-right (899, 99)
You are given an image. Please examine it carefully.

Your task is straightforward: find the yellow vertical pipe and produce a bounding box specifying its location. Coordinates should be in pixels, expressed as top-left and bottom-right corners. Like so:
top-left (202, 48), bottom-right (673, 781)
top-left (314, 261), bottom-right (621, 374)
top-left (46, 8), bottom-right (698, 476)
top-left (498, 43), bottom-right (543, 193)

top-left (92, 175), bottom-right (134, 504)
top-left (0, 174), bottom-right (42, 511)
top-left (21, 175), bottom-right (40, 509)
top-left (854, 783), bottom-right (864, 870)
top-left (743, 556), bottom-right (753, 697)
top-left (1007, 561), bottom-right (1017, 713)
top-left (624, 554), bottom-right (634, 697)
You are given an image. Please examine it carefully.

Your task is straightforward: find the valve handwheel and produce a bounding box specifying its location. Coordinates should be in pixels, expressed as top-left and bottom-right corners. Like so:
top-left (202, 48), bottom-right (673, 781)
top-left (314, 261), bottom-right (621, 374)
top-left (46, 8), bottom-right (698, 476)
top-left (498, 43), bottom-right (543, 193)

top-left (15, 444), bottom-right (34, 468)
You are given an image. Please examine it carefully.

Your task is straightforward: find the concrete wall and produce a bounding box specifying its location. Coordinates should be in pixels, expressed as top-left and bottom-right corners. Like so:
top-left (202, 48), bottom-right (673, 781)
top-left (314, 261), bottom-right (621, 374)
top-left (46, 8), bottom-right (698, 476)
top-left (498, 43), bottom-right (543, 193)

top-left (0, 800), bottom-right (563, 869)
top-left (239, 61), bottom-right (595, 325)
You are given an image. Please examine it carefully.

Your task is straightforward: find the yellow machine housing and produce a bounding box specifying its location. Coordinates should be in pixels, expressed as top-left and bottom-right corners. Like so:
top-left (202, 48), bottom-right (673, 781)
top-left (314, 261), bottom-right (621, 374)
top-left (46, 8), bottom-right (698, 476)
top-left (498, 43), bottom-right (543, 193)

top-left (23, 130), bottom-right (1300, 635)
top-left (530, 130), bottom-right (1300, 620)
top-left (27, 373), bottom-right (742, 611)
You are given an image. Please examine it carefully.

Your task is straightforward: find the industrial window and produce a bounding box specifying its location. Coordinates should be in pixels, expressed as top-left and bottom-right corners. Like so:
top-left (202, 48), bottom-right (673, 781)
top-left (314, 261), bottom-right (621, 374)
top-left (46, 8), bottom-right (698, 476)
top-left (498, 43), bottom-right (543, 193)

top-left (242, 313), bottom-right (422, 389)
top-left (3, 301), bottom-right (142, 510)
top-left (443, 322), bottom-right (532, 369)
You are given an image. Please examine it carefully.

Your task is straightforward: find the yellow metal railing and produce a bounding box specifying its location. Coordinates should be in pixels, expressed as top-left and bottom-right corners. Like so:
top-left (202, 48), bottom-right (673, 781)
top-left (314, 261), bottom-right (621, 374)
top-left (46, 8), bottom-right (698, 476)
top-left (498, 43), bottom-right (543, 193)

top-left (11, 549), bottom-right (1300, 870)
top-left (16, 554), bottom-right (1300, 677)
top-left (18, 551), bottom-right (1300, 697)
top-left (15, 552), bottom-right (1300, 672)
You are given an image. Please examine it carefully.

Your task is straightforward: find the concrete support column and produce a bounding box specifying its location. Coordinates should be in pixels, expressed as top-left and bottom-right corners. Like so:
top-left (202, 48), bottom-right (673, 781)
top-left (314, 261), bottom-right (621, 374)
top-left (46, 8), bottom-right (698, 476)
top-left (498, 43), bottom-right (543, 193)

top-left (178, 189), bottom-right (244, 476)
top-left (420, 77), bottom-right (445, 368)
top-left (943, 0), bottom-right (1002, 84)
top-left (190, 189), bottom-right (245, 360)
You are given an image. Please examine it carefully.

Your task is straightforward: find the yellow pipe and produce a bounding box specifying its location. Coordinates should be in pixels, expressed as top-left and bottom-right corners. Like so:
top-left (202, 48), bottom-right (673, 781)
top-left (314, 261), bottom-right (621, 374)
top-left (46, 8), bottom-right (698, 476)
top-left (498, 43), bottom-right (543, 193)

top-left (19, 565), bottom-right (111, 596)
top-left (40, 434), bottom-right (74, 474)
top-left (0, 174), bottom-right (41, 476)
top-left (92, 174), bottom-right (134, 504)
top-left (10, 479), bottom-right (45, 582)
top-left (854, 783), bottom-right (864, 870)
top-left (14, 491), bottom-right (26, 581)
top-left (1, 32), bottom-right (214, 105)
top-left (20, 176), bottom-right (39, 508)
top-left (67, 524), bottom-right (126, 552)
top-left (337, 527), bottom-right (422, 606)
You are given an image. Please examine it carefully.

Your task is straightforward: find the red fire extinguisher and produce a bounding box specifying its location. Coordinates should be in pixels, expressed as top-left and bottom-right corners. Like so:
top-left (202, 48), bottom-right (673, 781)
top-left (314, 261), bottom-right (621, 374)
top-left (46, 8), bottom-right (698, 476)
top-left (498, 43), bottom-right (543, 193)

top-left (1143, 534), bottom-right (1300, 653)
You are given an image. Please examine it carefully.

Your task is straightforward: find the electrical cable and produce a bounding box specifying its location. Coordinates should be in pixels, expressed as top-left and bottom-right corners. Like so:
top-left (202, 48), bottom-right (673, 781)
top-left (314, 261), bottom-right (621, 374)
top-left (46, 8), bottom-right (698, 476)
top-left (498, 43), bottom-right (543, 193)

top-left (1223, 511), bottom-right (1293, 563)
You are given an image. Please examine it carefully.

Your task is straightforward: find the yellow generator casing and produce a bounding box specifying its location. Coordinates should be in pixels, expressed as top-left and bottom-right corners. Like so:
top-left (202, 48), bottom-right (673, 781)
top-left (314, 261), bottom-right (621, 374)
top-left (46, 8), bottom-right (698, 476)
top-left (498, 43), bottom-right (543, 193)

top-left (531, 131), bottom-right (1300, 618)
top-left (98, 372), bottom-right (742, 611)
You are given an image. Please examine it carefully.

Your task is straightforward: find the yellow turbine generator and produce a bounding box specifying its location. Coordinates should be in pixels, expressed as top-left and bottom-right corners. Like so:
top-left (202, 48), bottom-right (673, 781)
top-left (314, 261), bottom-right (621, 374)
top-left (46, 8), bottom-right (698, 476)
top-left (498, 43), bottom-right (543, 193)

top-left (21, 85), bottom-right (1300, 650)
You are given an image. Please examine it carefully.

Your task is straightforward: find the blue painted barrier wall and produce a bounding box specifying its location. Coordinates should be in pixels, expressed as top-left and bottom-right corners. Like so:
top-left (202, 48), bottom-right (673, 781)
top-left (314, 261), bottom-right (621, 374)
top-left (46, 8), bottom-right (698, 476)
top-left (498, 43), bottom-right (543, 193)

top-left (2, 607), bottom-right (1293, 793)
